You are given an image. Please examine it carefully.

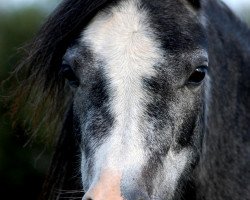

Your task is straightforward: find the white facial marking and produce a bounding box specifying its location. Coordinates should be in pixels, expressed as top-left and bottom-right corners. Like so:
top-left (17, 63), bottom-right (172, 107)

top-left (81, 0), bottom-right (162, 186)
top-left (153, 148), bottom-right (191, 199)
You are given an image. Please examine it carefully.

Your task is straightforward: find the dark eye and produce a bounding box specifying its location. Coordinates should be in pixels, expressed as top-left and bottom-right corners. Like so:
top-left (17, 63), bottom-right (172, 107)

top-left (187, 66), bottom-right (208, 85)
top-left (61, 63), bottom-right (79, 88)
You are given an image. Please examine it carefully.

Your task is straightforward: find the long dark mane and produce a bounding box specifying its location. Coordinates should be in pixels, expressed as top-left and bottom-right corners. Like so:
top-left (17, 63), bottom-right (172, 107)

top-left (11, 0), bottom-right (115, 199)
top-left (12, 0), bottom-right (114, 139)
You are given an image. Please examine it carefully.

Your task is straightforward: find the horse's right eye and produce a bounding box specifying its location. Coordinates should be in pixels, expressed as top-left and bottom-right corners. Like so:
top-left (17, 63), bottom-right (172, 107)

top-left (187, 66), bottom-right (208, 85)
top-left (61, 64), bottom-right (79, 88)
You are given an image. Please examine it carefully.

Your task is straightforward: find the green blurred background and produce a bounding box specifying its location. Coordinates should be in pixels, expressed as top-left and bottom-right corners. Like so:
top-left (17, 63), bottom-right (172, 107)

top-left (0, 1), bottom-right (60, 199)
top-left (0, 0), bottom-right (249, 199)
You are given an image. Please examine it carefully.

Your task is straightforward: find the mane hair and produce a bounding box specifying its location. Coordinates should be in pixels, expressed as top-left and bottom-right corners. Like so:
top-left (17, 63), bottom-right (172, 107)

top-left (11, 0), bottom-right (115, 140)
top-left (39, 106), bottom-right (83, 200)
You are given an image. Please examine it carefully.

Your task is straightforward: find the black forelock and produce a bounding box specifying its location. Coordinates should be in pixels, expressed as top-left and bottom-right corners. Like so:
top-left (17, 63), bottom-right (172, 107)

top-left (30, 0), bottom-right (117, 88)
top-left (12, 0), bottom-right (119, 138)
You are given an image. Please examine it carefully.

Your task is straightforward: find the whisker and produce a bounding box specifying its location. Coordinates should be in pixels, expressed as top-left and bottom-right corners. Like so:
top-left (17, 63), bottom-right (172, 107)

top-left (57, 190), bottom-right (84, 194)
top-left (55, 189), bottom-right (84, 199)
top-left (59, 196), bottom-right (84, 199)
top-left (56, 189), bottom-right (84, 192)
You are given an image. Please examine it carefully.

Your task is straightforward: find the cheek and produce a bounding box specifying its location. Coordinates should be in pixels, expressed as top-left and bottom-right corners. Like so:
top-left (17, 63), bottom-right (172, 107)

top-left (81, 150), bottom-right (98, 192)
top-left (73, 89), bottom-right (90, 120)
top-left (151, 148), bottom-right (192, 199)
top-left (171, 89), bottom-right (203, 121)
top-left (81, 151), bottom-right (88, 190)
top-left (167, 94), bottom-right (204, 170)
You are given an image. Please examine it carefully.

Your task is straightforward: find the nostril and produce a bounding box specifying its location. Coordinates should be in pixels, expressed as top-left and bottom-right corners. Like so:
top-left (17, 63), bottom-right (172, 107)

top-left (83, 195), bottom-right (93, 200)
top-left (83, 194), bottom-right (93, 200)
top-left (84, 197), bottom-right (93, 200)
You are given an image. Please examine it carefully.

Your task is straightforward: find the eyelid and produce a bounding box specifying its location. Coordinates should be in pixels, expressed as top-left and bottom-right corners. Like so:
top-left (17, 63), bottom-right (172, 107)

top-left (62, 52), bottom-right (77, 68)
top-left (191, 50), bottom-right (208, 67)
top-left (63, 57), bottom-right (82, 72)
top-left (62, 59), bottom-right (74, 67)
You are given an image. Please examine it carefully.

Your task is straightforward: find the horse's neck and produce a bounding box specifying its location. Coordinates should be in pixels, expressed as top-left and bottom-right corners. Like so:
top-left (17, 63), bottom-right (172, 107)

top-left (195, 1), bottom-right (250, 200)
top-left (205, 0), bottom-right (250, 129)
top-left (205, 0), bottom-right (250, 139)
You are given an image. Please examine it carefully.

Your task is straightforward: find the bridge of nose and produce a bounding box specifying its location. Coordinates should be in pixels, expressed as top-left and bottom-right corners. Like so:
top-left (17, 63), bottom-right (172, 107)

top-left (83, 169), bottom-right (123, 200)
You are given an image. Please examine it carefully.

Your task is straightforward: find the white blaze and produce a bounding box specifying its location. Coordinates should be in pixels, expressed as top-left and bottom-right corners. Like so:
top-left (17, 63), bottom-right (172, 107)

top-left (82, 0), bottom-right (161, 178)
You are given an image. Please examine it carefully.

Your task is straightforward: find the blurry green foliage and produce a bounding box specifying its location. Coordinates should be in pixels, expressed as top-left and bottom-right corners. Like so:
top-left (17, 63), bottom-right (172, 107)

top-left (0, 7), bottom-right (53, 200)
top-left (0, 8), bottom-right (46, 80)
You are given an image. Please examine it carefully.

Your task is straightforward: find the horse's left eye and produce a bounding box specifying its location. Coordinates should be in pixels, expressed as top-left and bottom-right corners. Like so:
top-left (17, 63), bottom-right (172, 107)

top-left (61, 64), bottom-right (79, 88)
top-left (187, 66), bottom-right (208, 85)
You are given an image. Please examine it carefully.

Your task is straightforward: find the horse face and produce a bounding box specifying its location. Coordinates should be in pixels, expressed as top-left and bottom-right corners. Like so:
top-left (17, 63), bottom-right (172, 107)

top-left (63, 0), bottom-right (208, 199)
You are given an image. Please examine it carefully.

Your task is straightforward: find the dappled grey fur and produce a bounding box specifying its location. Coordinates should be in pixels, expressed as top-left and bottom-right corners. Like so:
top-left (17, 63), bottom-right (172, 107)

top-left (12, 0), bottom-right (250, 199)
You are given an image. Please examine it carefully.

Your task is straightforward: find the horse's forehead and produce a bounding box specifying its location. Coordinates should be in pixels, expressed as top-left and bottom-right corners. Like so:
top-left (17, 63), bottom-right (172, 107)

top-left (79, 0), bottom-right (204, 70)
top-left (82, 0), bottom-right (162, 68)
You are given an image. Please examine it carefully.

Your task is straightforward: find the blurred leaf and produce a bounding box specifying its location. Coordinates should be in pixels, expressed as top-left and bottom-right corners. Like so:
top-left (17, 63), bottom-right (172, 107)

top-left (0, 7), bottom-right (53, 200)
top-left (0, 7), bottom-right (46, 80)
